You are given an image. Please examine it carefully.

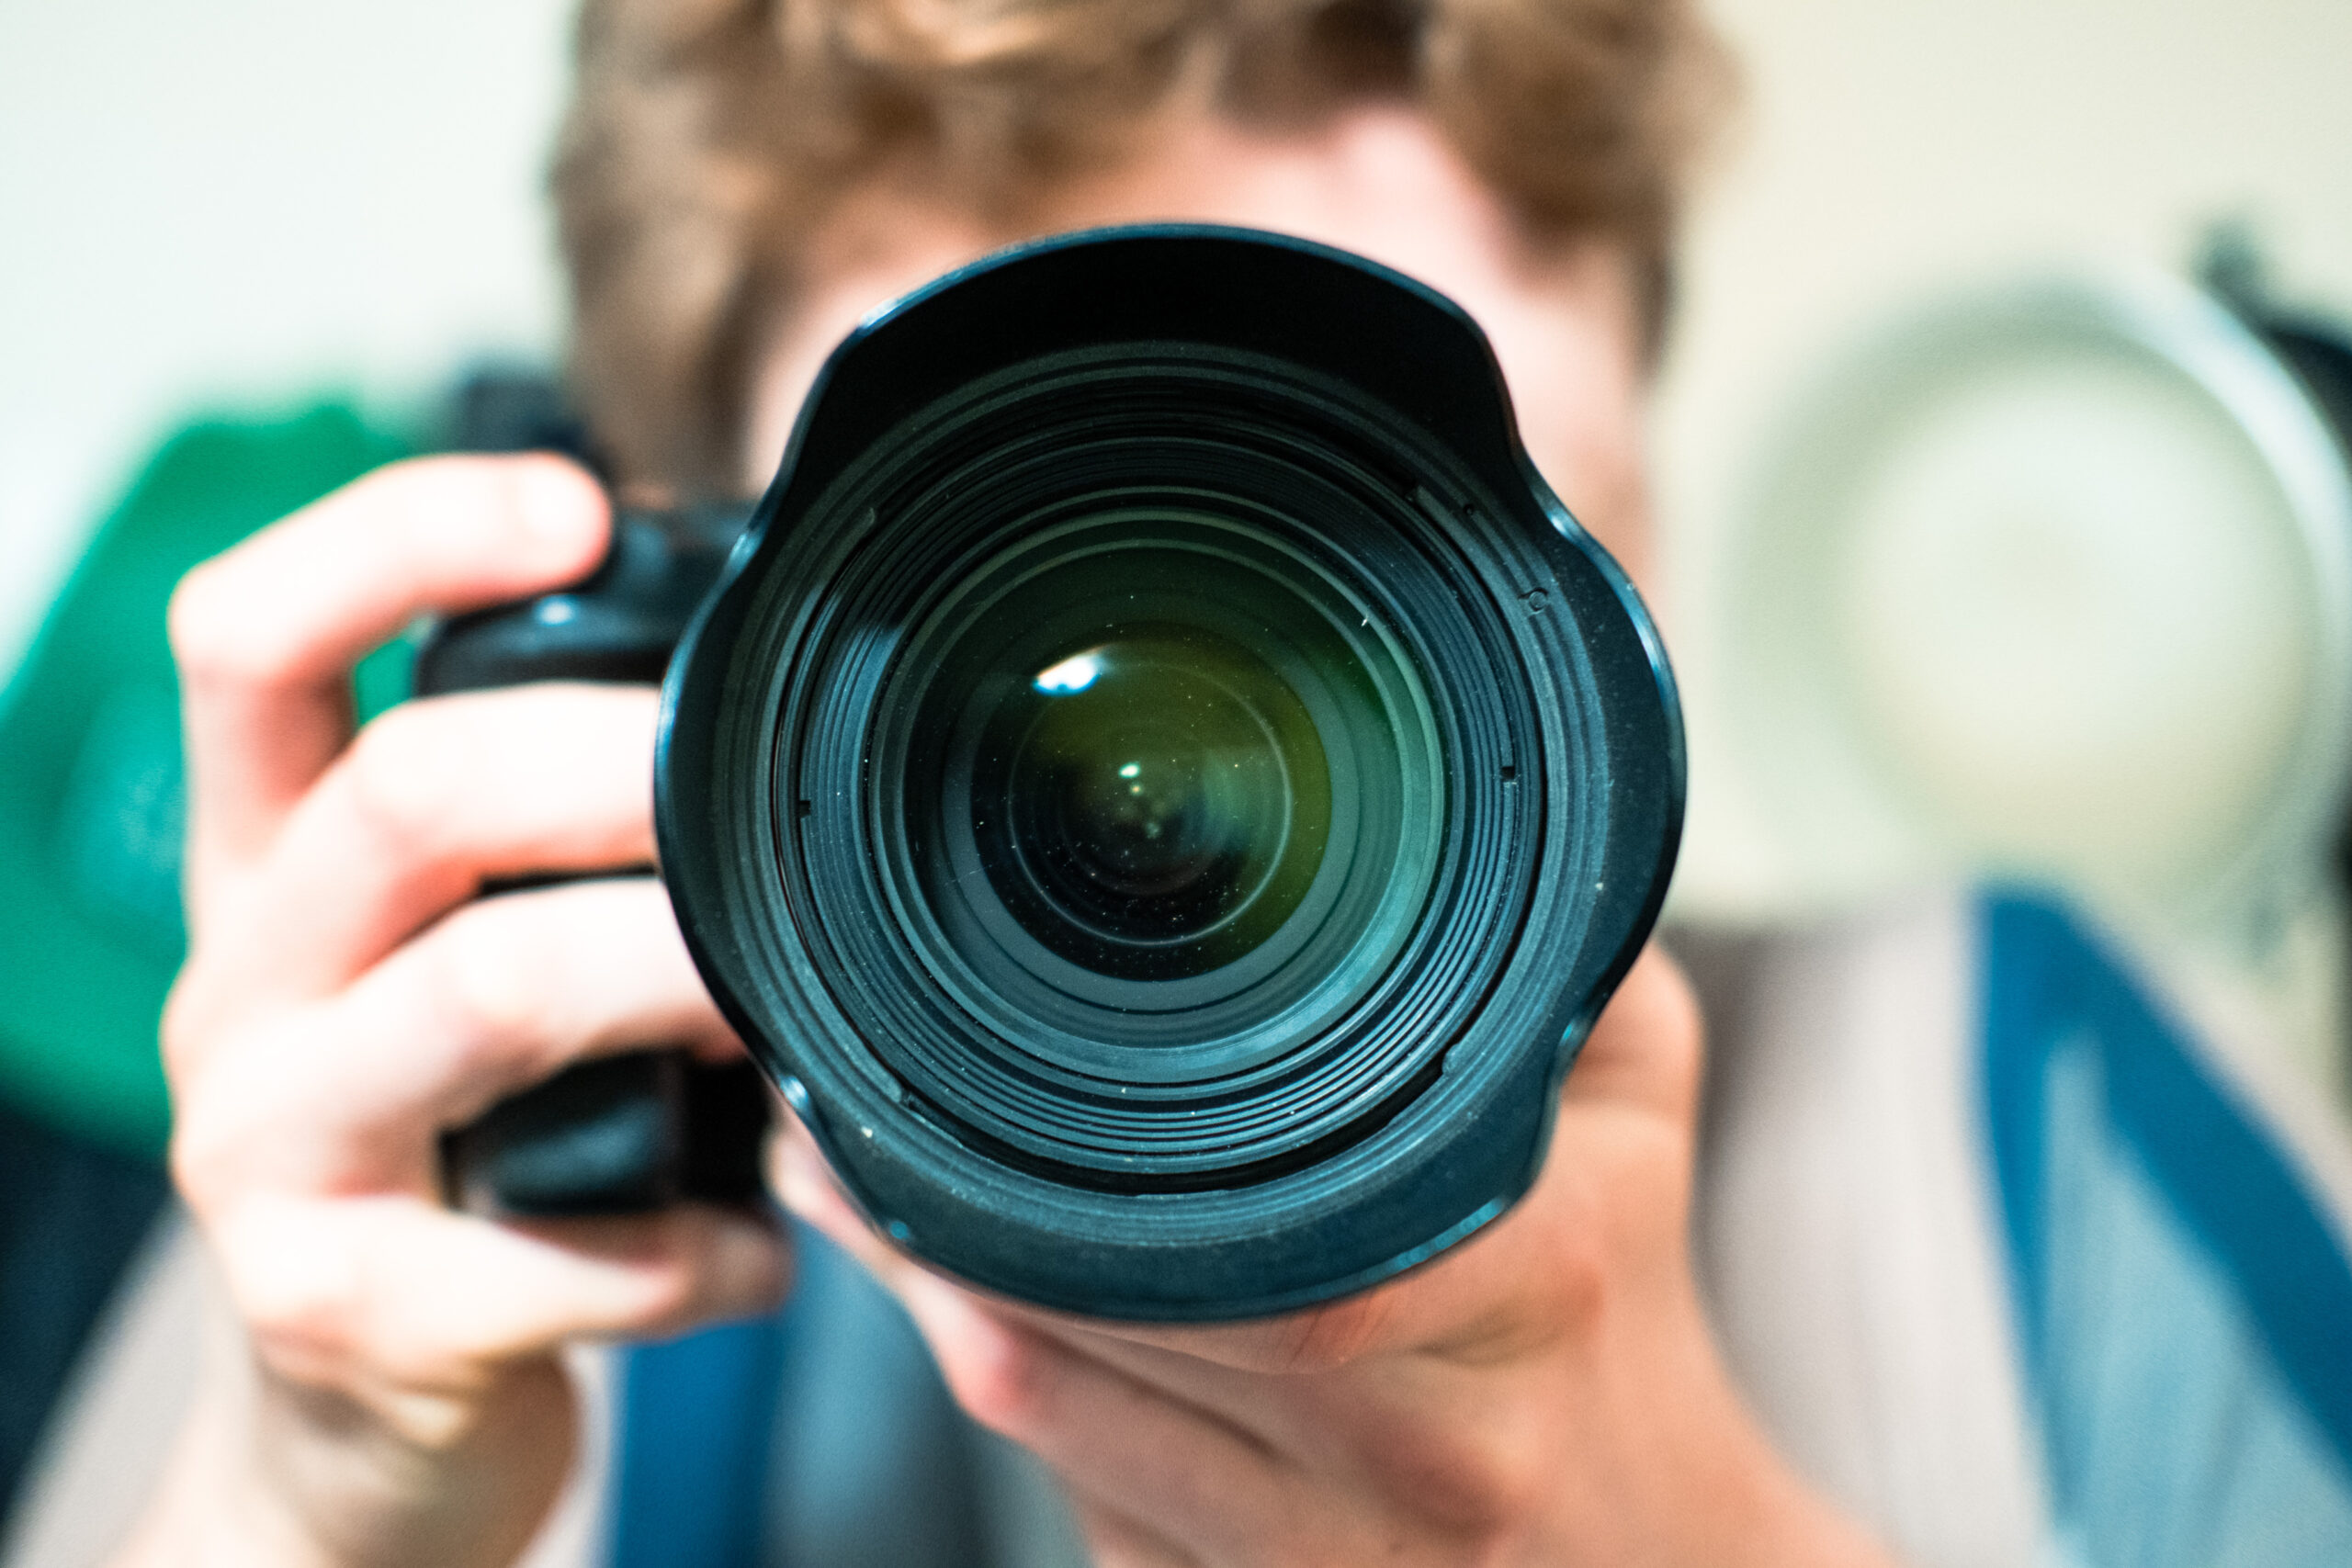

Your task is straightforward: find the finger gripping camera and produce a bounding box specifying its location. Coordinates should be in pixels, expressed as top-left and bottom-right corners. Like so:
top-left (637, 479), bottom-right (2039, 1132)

top-left (425, 227), bottom-right (1682, 1321)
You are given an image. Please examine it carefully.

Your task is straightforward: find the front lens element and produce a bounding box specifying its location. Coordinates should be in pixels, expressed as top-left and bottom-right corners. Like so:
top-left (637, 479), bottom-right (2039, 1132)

top-left (888, 506), bottom-right (1436, 1052)
top-left (983, 629), bottom-right (1330, 978)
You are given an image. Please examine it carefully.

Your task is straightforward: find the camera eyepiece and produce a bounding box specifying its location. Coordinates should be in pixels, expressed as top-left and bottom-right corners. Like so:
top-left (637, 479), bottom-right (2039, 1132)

top-left (659, 226), bottom-right (1682, 1319)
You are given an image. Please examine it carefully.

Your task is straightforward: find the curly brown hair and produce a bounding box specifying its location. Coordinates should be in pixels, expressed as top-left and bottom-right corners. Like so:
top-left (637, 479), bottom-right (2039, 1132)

top-left (554, 0), bottom-right (1733, 490)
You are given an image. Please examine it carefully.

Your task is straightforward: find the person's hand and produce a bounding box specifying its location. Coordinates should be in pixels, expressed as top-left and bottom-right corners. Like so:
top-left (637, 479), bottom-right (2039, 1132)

top-left (121, 456), bottom-right (789, 1568)
top-left (786, 946), bottom-right (1897, 1567)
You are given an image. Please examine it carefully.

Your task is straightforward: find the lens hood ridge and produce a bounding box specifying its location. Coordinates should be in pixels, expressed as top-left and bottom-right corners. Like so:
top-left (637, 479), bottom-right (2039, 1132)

top-left (656, 225), bottom-right (1682, 1319)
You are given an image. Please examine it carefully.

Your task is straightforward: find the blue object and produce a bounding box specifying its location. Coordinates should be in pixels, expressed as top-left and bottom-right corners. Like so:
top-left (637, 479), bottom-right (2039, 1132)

top-left (608, 1301), bottom-right (787, 1568)
top-left (609, 1224), bottom-right (1000, 1568)
top-left (1982, 891), bottom-right (2352, 1563)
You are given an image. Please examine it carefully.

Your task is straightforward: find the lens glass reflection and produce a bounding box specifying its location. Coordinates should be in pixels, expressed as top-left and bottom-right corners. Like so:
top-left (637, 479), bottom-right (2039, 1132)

top-left (896, 518), bottom-right (1430, 1040)
top-left (977, 631), bottom-right (1329, 978)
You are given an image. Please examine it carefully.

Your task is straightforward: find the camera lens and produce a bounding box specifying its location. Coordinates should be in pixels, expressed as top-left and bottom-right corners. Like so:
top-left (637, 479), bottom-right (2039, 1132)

top-left (885, 513), bottom-right (1439, 1061)
top-left (657, 228), bottom-right (1682, 1319)
top-left (979, 625), bottom-right (1323, 976)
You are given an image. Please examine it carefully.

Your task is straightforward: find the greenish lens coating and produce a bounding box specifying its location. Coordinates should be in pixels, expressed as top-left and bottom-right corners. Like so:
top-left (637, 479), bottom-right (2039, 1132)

top-left (893, 511), bottom-right (1434, 1050)
top-left (978, 627), bottom-right (1332, 979)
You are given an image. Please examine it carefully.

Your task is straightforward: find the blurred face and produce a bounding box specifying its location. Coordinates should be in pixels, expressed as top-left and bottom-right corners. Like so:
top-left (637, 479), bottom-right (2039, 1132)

top-left (743, 105), bottom-right (1657, 589)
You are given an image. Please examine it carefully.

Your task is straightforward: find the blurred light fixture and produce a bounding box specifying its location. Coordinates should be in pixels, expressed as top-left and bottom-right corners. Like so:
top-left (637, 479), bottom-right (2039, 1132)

top-left (1724, 262), bottom-right (2352, 921)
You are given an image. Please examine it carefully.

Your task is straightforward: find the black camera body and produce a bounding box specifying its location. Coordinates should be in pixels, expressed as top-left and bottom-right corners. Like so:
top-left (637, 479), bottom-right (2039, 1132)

top-left (418, 503), bottom-right (770, 1216)
top-left (429, 227), bottom-right (1682, 1322)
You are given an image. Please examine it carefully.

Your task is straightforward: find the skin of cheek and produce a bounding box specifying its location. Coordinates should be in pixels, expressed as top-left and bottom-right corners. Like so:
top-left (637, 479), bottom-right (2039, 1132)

top-left (741, 106), bottom-right (1657, 593)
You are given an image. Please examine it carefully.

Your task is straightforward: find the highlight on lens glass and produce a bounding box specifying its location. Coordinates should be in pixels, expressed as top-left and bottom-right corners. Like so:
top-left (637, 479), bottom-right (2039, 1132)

top-left (978, 623), bottom-right (1337, 982)
top-left (657, 226), bottom-right (1684, 1319)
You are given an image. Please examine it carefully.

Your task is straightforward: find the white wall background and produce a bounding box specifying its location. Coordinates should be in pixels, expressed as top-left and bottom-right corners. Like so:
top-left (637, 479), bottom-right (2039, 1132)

top-left (6, 0), bottom-right (2351, 913)
top-left (1655, 0), bottom-right (2352, 914)
top-left (0, 0), bottom-right (577, 674)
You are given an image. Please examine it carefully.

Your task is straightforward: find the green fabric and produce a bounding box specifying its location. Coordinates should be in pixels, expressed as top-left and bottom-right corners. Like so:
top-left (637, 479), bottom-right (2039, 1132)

top-left (0, 404), bottom-right (412, 1158)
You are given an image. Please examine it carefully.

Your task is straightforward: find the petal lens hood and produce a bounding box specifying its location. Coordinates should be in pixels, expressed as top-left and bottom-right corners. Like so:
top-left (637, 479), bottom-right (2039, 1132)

top-left (656, 226), bottom-right (1682, 1320)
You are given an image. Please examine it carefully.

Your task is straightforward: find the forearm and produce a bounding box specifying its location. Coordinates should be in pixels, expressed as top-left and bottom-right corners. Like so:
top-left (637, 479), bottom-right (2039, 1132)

top-left (1554, 1292), bottom-right (1900, 1568)
top-left (1651, 1400), bottom-right (1897, 1568)
top-left (109, 1344), bottom-right (577, 1568)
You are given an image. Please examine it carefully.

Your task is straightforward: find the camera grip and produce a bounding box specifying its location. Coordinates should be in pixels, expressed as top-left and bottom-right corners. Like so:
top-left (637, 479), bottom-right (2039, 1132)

top-left (416, 506), bottom-right (768, 1216)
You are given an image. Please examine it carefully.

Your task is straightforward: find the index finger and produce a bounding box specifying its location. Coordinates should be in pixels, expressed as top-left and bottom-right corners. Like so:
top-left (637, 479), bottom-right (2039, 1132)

top-left (169, 454), bottom-right (607, 876)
